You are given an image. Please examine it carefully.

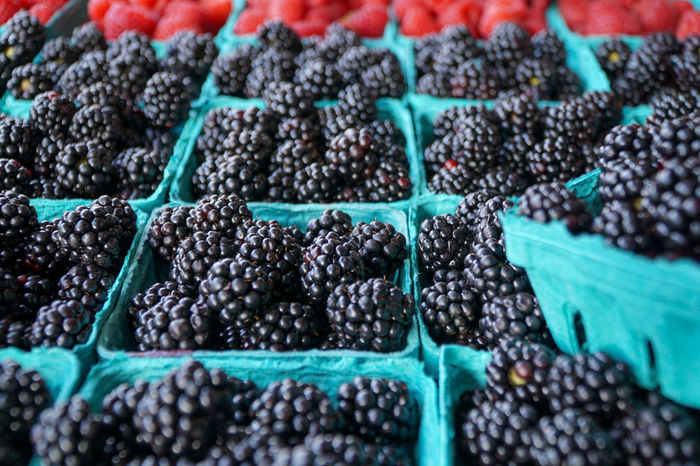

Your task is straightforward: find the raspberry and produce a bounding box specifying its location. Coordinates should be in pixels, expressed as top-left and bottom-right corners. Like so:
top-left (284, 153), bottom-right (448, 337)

top-left (341, 4), bottom-right (388, 38)
top-left (478, 0), bottom-right (527, 38)
top-left (201, 0), bottom-right (231, 32)
top-left (291, 19), bottom-right (327, 37)
top-left (0, 0), bottom-right (23, 24)
top-left (268, 0), bottom-right (306, 23)
top-left (152, 12), bottom-right (204, 40)
top-left (676, 10), bottom-right (700, 39)
top-left (584, 0), bottom-right (643, 35)
top-left (103, 3), bottom-right (157, 40)
top-left (393, 0), bottom-right (422, 20)
top-left (558, 0), bottom-right (589, 33)
top-left (633, 0), bottom-right (678, 34)
top-left (400, 5), bottom-right (439, 37)
top-left (234, 8), bottom-right (266, 34)
top-left (30, 1), bottom-right (63, 24)
top-left (307, 3), bottom-right (347, 24)
top-left (438, 0), bottom-right (482, 31)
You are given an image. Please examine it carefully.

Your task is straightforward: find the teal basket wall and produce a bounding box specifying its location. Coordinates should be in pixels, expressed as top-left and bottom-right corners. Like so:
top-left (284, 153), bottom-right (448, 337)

top-left (502, 171), bottom-right (700, 409)
top-left (97, 201), bottom-right (420, 361)
top-left (78, 356), bottom-right (440, 466)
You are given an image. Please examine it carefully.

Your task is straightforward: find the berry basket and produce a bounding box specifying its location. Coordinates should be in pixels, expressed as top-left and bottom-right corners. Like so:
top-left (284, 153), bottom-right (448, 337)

top-left (77, 355), bottom-right (439, 465)
top-left (502, 171), bottom-right (700, 408)
top-left (97, 201), bottom-right (420, 361)
top-left (168, 95), bottom-right (422, 208)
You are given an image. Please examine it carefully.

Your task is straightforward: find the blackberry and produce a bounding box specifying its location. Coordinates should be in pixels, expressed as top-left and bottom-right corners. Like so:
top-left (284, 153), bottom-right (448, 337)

top-left (493, 93), bottom-right (542, 136)
top-left (57, 264), bottom-right (115, 311)
top-left (517, 182), bottom-right (593, 234)
top-left (526, 136), bottom-right (586, 183)
top-left (418, 214), bottom-right (471, 277)
top-left (211, 44), bottom-right (257, 96)
top-left (432, 25), bottom-right (479, 76)
top-left (189, 194), bottom-right (252, 238)
top-left (0, 192), bottom-right (37, 245)
top-left (530, 409), bottom-right (618, 465)
top-left (29, 299), bottom-right (93, 348)
top-left (486, 338), bottom-right (555, 403)
top-left (15, 274), bottom-right (55, 318)
top-left (318, 104), bottom-right (364, 145)
top-left (316, 23), bottom-right (362, 62)
top-left (336, 46), bottom-right (384, 85)
top-left (361, 54), bottom-right (406, 98)
top-left (140, 71), bottom-right (193, 128)
top-left (23, 220), bottom-right (68, 277)
top-left (350, 221), bottom-right (407, 278)
top-left (114, 147), bottom-right (167, 199)
top-left (543, 101), bottom-right (595, 142)
top-left (599, 157), bottom-right (657, 203)
top-left (304, 209), bottom-right (352, 244)
top-left (293, 162), bottom-right (339, 203)
top-left (0, 158), bottom-right (30, 193)
top-left (325, 127), bottom-right (379, 182)
top-left (648, 90), bottom-right (698, 127)
top-left (595, 39), bottom-right (631, 79)
top-left (596, 124), bottom-right (654, 165)
top-left (294, 58), bottom-right (342, 100)
top-left (56, 51), bottom-right (108, 99)
top-left (514, 58), bottom-right (555, 100)
top-left (575, 91), bottom-right (623, 137)
top-left (461, 396), bottom-right (539, 465)
top-left (29, 91), bottom-right (75, 136)
top-left (92, 195), bottom-right (138, 251)
top-left (414, 33), bottom-right (441, 75)
top-left (651, 114), bottom-right (700, 161)
top-left (162, 31), bottom-right (218, 79)
top-left (416, 72), bottom-right (451, 97)
top-left (592, 201), bottom-right (655, 253)
top-left (0, 118), bottom-right (38, 167)
top-left (75, 81), bottom-right (127, 110)
top-left (614, 46), bottom-right (669, 105)
top-left (267, 167), bottom-right (297, 203)
top-left (299, 234), bottom-right (365, 304)
top-left (433, 106), bottom-right (491, 139)
top-left (6, 63), bottom-right (52, 100)
top-left (276, 117), bottom-right (320, 146)
top-left (0, 318), bottom-right (30, 349)
top-left (0, 11), bottom-right (45, 64)
top-left (532, 29), bottom-right (566, 65)
top-left (71, 22), bottom-right (106, 54)
top-left (243, 302), bottom-right (323, 351)
top-left (169, 231), bottom-right (235, 288)
top-left (100, 380), bottom-right (149, 464)
top-left (420, 279), bottom-right (480, 345)
top-left (479, 293), bottom-right (550, 349)
top-left (107, 49), bottom-right (158, 102)
top-left (554, 66), bottom-right (581, 99)
top-left (69, 104), bottom-right (123, 142)
top-left (451, 114), bottom-right (500, 174)
top-left (257, 20), bottom-right (302, 54)
top-left (27, 178), bottom-right (68, 199)
top-left (449, 60), bottom-right (501, 100)
top-left (485, 22), bottom-right (532, 70)
top-left (337, 377), bottom-right (418, 442)
top-left (133, 295), bottom-right (213, 351)
top-left (250, 378), bottom-right (340, 443)
top-left (271, 140), bottom-right (322, 174)
top-left (671, 47), bottom-right (700, 94)
top-left (369, 120), bottom-right (405, 151)
top-left (39, 36), bottom-right (79, 67)
top-left (246, 48), bottom-right (296, 97)
top-left (128, 280), bottom-right (193, 325)
top-left (639, 156), bottom-right (700, 258)
top-left (195, 155), bottom-right (264, 200)
top-left (467, 195), bottom-right (515, 241)
top-left (464, 238), bottom-right (531, 303)
top-left (338, 84), bottom-right (378, 123)
top-left (222, 128), bottom-right (274, 165)
top-left (263, 81), bottom-right (316, 120)
top-left (54, 139), bottom-right (115, 198)
top-left (147, 206), bottom-right (193, 262)
top-left (364, 161), bottom-right (412, 203)
top-left (455, 190), bottom-right (500, 228)
top-left (284, 433), bottom-right (372, 465)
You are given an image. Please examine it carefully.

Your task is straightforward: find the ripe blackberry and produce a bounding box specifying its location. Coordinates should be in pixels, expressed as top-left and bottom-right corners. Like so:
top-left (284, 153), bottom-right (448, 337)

top-left (595, 40), bottom-right (631, 79)
top-left (276, 117), bottom-right (320, 145)
top-left (461, 396), bottom-right (539, 465)
top-left (651, 114), bottom-right (700, 161)
top-left (466, 194), bottom-right (515, 238)
top-left (161, 31), bottom-right (217, 79)
top-left (418, 214), bottom-right (471, 277)
top-left (0, 158), bottom-right (30, 193)
top-left (271, 140), bottom-right (322, 174)
top-left (596, 124), bottom-right (654, 165)
top-left (639, 156), bottom-right (700, 258)
top-left (29, 91), bottom-right (75, 136)
top-left (336, 45), bottom-right (384, 85)
top-left (100, 380), bottom-right (149, 464)
top-left (39, 36), bottom-right (79, 67)
top-left (420, 279), bottom-right (480, 345)
top-left (599, 157), bottom-right (657, 203)
top-left (140, 71), bottom-right (193, 128)
top-left (363, 161), bottom-right (412, 203)
top-left (452, 114), bottom-right (501, 172)
top-left (23, 220), bottom-right (67, 277)
top-left (431, 25), bottom-right (479, 76)
top-left (114, 147), bottom-right (167, 199)
top-left (147, 206), bottom-right (193, 262)
top-left (0, 192), bottom-right (37, 245)
top-left (71, 22), bottom-right (106, 54)
top-left (479, 293), bottom-right (550, 349)
top-left (57, 264), bottom-right (115, 312)
top-left (648, 90), bottom-right (698, 127)
top-left (299, 234), bottom-right (365, 304)
top-left (56, 51), bottom-right (108, 99)
top-left (486, 338), bottom-right (555, 403)
top-left (106, 49), bottom-right (158, 102)
top-left (92, 195), bottom-right (138, 250)
top-left (338, 84), bottom-right (378, 123)
top-left (0, 118), bottom-right (38, 167)
top-left (211, 44), bottom-right (256, 96)
top-left (671, 48), bottom-right (700, 94)
top-left (455, 190), bottom-right (500, 228)
top-left (350, 221), bottom-right (407, 278)
top-left (128, 280), bottom-right (193, 327)
top-left (592, 201), bottom-right (655, 253)
top-left (223, 128), bottom-right (274, 165)
top-left (257, 20), bottom-right (302, 54)
top-left (414, 33), bottom-right (441, 75)
top-left (532, 29), bottom-right (566, 65)
top-left (283, 433), bottom-right (372, 465)
top-left (361, 53), bottom-right (406, 98)
top-left (517, 182), bottom-right (593, 234)
top-left (0, 318), bottom-right (31, 349)
top-left (69, 104), bottom-right (123, 143)
top-left (15, 274), bottom-right (55, 318)
top-left (526, 136), bottom-right (586, 183)
top-left (189, 194), bottom-right (252, 239)
top-left (133, 295), bottom-right (213, 351)
top-left (514, 58), bottom-right (555, 100)
top-left (464, 238), bottom-right (531, 303)
top-left (493, 93), bottom-right (542, 136)
top-left (54, 139), bottom-right (115, 198)
top-left (449, 60), bottom-right (501, 100)
top-left (206, 154), bottom-right (268, 201)
top-left (293, 162), bottom-right (339, 203)
top-left (305, 209), bottom-right (352, 244)
top-left (243, 302), bottom-right (323, 351)
top-left (0, 11), bottom-right (45, 64)
top-left (575, 91), bottom-right (623, 138)
top-left (29, 299), bottom-right (93, 348)
top-left (416, 72), bottom-right (451, 97)
top-left (318, 104), bottom-right (364, 145)
top-left (266, 168), bottom-right (297, 203)
top-left (316, 23), bottom-right (361, 62)
top-left (485, 22), bottom-right (532, 69)
top-left (263, 81), bottom-right (316, 120)
top-left (543, 101), bottom-right (595, 142)
top-left (614, 46), bottom-right (669, 105)
top-left (6, 63), bottom-right (52, 100)
top-left (169, 231), bottom-right (235, 288)
top-left (245, 48), bottom-right (296, 97)
top-left (294, 58), bottom-right (342, 100)
top-left (325, 127), bottom-right (380, 182)
top-left (338, 377), bottom-right (418, 442)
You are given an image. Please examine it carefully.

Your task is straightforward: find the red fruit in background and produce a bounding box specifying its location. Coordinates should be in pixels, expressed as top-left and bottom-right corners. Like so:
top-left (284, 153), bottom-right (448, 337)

top-left (424, 0), bottom-right (454, 13)
top-left (584, 0), bottom-right (643, 35)
top-left (163, 0), bottom-right (203, 23)
top-left (246, 0), bottom-right (270, 8)
top-left (268, 0), bottom-right (305, 23)
top-left (523, 14), bottom-right (546, 35)
top-left (616, 0), bottom-right (639, 9)
top-left (0, 0), bottom-right (23, 24)
top-left (401, 5), bottom-right (439, 36)
top-left (437, 0), bottom-right (481, 32)
top-left (676, 9), bottom-right (700, 39)
top-left (393, 0), bottom-right (423, 20)
top-left (201, 0), bottom-right (231, 32)
top-left (671, 1), bottom-right (694, 16)
top-left (153, 11), bottom-right (203, 39)
top-left (130, 0), bottom-right (159, 7)
top-left (30, 0), bottom-right (65, 24)
top-left (559, 0), bottom-right (589, 33)
top-left (478, 0), bottom-right (527, 38)
top-left (341, 3), bottom-right (388, 37)
top-left (633, 0), bottom-right (677, 33)
top-left (103, 2), bottom-right (158, 39)
top-left (234, 8), bottom-right (266, 34)
top-left (307, 2), bottom-right (347, 23)
top-left (88, 0), bottom-right (113, 22)
top-left (291, 19), bottom-right (327, 36)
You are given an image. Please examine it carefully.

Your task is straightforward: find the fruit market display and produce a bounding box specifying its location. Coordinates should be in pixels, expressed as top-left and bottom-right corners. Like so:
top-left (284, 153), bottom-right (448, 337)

top-left (0, 2), bottom-right (697, 464)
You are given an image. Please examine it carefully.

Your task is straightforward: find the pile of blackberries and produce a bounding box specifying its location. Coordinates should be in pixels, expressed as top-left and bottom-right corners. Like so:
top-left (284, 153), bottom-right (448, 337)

top-left (212, 21), bottom-right (405, 99)
top-left (0, 17), bottom-right (218, 200)
top-left (191, 89), bottom-right (412, 203)
top-left (456, 338), bottom-right (700, 465)
top-left (416, 23), bottom-right (580, 100)
top-left (424, 91), bottom-right (622, 196)
top-left (139, 197), bottom-right (413, 352)
top-left (0, 192), bottom-right (137, 349)
top-left (418, 190), bottom-right (550, 349)
top-left (32, 360), bottom-right (419, 465)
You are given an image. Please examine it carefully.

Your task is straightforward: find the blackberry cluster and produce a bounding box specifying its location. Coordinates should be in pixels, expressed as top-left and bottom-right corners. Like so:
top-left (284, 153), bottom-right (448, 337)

top-left (416, 24), bottom-right (579, 100)
top-left (0, 12), bottom-right (45, 93)
top-left (191, 92), bottom-right (412, 203)
top-left (425, 91), bottom-right (622, 196)
top-left (0, 194), bottom-right (135, 349)
top-left (133, 200), bottom-right (413, 353)
top-left (456, 339), bottom-right (700, 466)
top-left (0, 25), bottom-right (217, 200)
top-left (32, 361), bottom-right (419, 464)
top-left (597, 33), bottom-right (699, 105)
top-left (212, 21), bottom-right (405, 99)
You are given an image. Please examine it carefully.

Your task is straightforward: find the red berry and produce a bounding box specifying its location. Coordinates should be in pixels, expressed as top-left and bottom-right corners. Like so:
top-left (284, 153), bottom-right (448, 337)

top-left (290, 19), bottom-right (328, 36)
top-left (671, 1), bottom-right (694, 16)
top-left (201, 0), bottom-right (231, 33)
top-left (559, 0), bottom-right (589, 33)
top-left (103, 2), bottom-right (158, 39)
top-left (633, 0), bottom-right (677, 33)
top-left (234, 7), bottom-right (266, 34)
top-left (306, 2), bottom-right (347, 24)
top-left (676, 9), bottom-right (700, 39)
top-left (162, 0), bottom-right (204, 24)
top-left (393, 0), bottom-right (423, 20)
top-left (584, 0), bottom-right (643, 35)
top-left (268, 0), bottom-right (306, 23)
top-left (479, 0), bottom-right (527, 38)
top-left (30, 0), bottom-right (65, 24)
top-left (400, 5), bottom-right (439, 36)
top-left (88, 0), bottom-right (113, 22)
top-left (0, 0), bottom-right (24, 24)
top-left (152, 11), bottom-right (203, 39)
top-left (341, 3), bottom-right (388, 37)
top-left (437, 0), bottom-right (481, 32)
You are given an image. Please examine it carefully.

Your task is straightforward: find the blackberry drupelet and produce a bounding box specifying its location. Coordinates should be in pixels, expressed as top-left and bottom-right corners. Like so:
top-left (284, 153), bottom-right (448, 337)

top-left (276, 117), bottom-right (320, 146)
top-left (162, 31), bottom-right (218, 79)
top-left (543, 101), bottom-right (595, 141)
top-left (128, 280), bottom-right (194, 330)
top-left (56, 51), bottom-right (108, 99)
top-left (337, 377), bottom-right (418, 442)
top-left (479, 293), bottom-right (550, 349)
top-left (326, 278), bottom-right (414, 352)
top-left (133, 295), bottom-right (213, 351)
top-left (257, 20), bottom-right (302, 54)
top-left (114, 147), bottom-right (167, 200)
top-left (532, 29), bottom-right (566, 65)
top-left (493, 93), bottom-right (541, 136)
top-left (29, 91), bottom-right (75, 136)
top-left (526, 136), bottom-right (586, 183)
top-left (211, 44), bottom-right (256, 97)
top-left (650, 114), bottom-right (700, 161)
top-left (293, 162), bottom-right (339, 203)
top-left (304, 209), bottom-right (352, 244)
top-left (7, 63), bottom-right (52, 99)
top-left (420, 279), bottom-right (480, 345)
top-left (514, 58), bottom-right (555, 100)
top-left (245, 48), bottom-right (296, 97)
top-left (262, 81), bottom-right (316, 119)
top-left (592, 201), bottom-right (655, 253)
top-left (416, 73), bottom-right (451, 97)
top-left (364, 161), bottom-right (412, 203)
top-left (598, 157), bottom-right (657, 203)
top-left (243, 302), bottom-right (323, 351)
top-left (417, 214), bottom-right (471, 277)
top-left (29, 299), bottom-right (93, 348)
top-left (69, 104), bottom-right (123, 142)
top-left (338, 83), bottom-right (378, 123)
top-left (169, 231), bottom-right (235, 288)
top-left (197, 154), bottom-right (267, 201)
top-left (147, 205), bottom-right (193, 262)
top-left (294, 58), bottom-right (342, 100)
top-left (71, 22), bottom-right (106, 54)
top-left (464, 238), bottom-right (531, 303)
top-left (24, 220), bottom-right (67, 277)
top-left (596, 124), bottom-right (654, 165)
top-left (0, 192), bottom-right (37, 245)
top-left (54, 139), bottom-right (115, 198)
top-left (485, 22), bottom-right (532, 70)
top-left (299, 234), bottom-right (365, 304)
top-left (595, 40), bottom-right (631, 79)
top-left (517, 182), bottom-right (593, 234)
top-left (350, 221), bottom-right (407, 278)
top-left (140, 71), bottom-right (193, 129)
top-left (57, 264), bottom-right (115, 311)
top-left (189, 194), bottom-right (252, 239)
top-left (0, 158), bottom-right (30, 193)
top-left (486, 338), bottom-right (555, 403)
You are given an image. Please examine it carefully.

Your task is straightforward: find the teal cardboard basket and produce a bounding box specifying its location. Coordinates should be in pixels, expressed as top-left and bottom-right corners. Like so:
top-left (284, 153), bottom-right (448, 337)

top-left (502, 171), bottom-right (700, 409)
top-left (0, 199), bottom-right (149, 376)
top-left (78, 356), bottom-right (439, 465)
top-left (438, 346), bottom-right (491, 466)
top-left (169, 95), bottom-right (422, 209)
top-left (97, 201), bottom-right (420, 362)
top-left (408, 195), bottom-right (491, 377)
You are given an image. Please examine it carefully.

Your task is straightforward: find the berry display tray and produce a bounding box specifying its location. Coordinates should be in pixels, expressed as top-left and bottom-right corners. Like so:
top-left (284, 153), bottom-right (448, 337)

top-left (97, 201), bottom-right (420, 362)
top-left (78, 354), bottom-right (439, 465)
top-left (168, 95), bottom-right (422, 209)
top-left (502, 171), bottom-right (700, 409)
